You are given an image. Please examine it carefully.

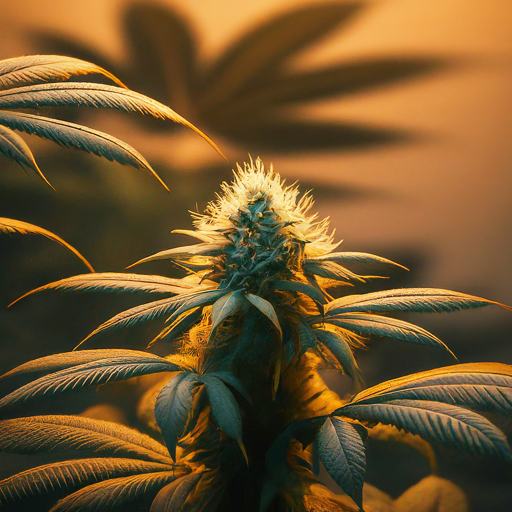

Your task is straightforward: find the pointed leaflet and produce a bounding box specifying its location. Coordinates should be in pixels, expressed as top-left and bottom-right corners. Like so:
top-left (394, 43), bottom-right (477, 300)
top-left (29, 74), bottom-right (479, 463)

top-left (314, 328), bottom-right (364, 390)
top-left (307, 251), bottom-right (407, 270)
top-left (49, 470), bottom-right (187, 512)
top-left (275, 280), bottom-right (327, 308)
top-left (326, 288), bottom-right (500, 316)
top-left (0, 415), bottom-right (172, 464)
top-left (0, 111), bottom-right (170, 191)
top-left (155, 372), bottom-right (198, 460)
top-left (303, 260), bottom-right (366, 283)
top-left (209, 290), bottom-right (246, 340)
top-left (0, 349), bottom-right (167, 383)
top-left (0, 82), bottom-right (222, 156)
top-left (316, 417), bottom-right (366, 510)
top-left (324, 313), bottom-right (455, 357)
top-left (0, 217), bottom-right (93, 272)
top-left (348, 363), bottom-right (512, 416)
top-left (149, 308), bottom-right (202, 347)
top-left (0, 458), bottom-right (172, 507)
top-left (11, 273), bottom-right (198, 306)
top-left (0, 124), bottom-right (54, 188)
top-left (149, 471), bottom-right (204, 512)
top-left (201, 375), bottom-right (247, 463)
top-left (171, 229), bottom-right (215, 243)
top-left (0, 54), bottom-right (126, 89)
top-left (127, 242), bottom-right (229, 268)
top-left (0, 355), bottom-right (181, 412)
top-left (246, 293), bottom-right (282, 338)
top-left (204, 371), bottom-right (250, 403)
top-left (79, 288), bottom-right (226, 346)
top-left (338, 399), bottom-right (512, 461)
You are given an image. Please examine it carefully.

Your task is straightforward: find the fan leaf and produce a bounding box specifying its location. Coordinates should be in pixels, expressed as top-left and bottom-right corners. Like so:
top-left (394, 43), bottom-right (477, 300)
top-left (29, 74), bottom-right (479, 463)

top-left (326, 288), bottom-right (498, 316)
top-left (316, 417), bottom-right (366, 510)
top-left (303, 260), bottom-right (366, 283)
top-left (246, 293), bottom-right (282, 338)
top-left (0, 111), bottom-right (169, 191)
top-left (0, 415), bottom-right (172, 464)
top-left (0, 54), bottom-right (126, 90)
top-left (338, 399), bottom-right (512, 461)
top-left (155, 372), bottom-right (198, 460)
top-left (275, 280), bottom-right (327, 309)
top-left (209, 290), bottom-right (246, 340)
top-left (0, 217), bottom-right (93, 272)
top-left (49, 470), bottom-right (187, 512)
top-left (0, 458), bottom-right (172, 506)
top-left (149, 471), bottom-right (203, 512)
top-left (0, 82), bottom-right (222, 156)
top-left (307, 251), bottom-right (407, 270)
top-left (0, 356), bottom-right (181, 412)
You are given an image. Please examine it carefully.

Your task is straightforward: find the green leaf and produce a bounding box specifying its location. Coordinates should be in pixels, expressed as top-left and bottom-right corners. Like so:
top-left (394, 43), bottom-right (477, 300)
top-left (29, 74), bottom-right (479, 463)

top-left (127, 242), bottom-right (229, 268)
top-left (0, 124), bottom-right (53, 188)
top-left (349, 363), bottom-right (512, 415)
top-left (79, 288), bottom-right (225, 346)
top-left (0, 415), bottom-right (172, 464)
top-left (149, 471), bottom-right (203, 512)
top-left (205, 371), bottom-right (250, 403)
top-left (0, 54), bottom-right (126, 90)
top-left (201, 375), bottom-right (247, 463)
top-left (0, 217), bottom-right (93, 272)
top-left (324, 313), bottom-right (454, 357)
top-left (0, 458), bottom-right (172, 507)
top-left (0, 110), bottom-right (170, 191)
top-left (209, 290), bottom-right (246, 340)
top-left (148, 308), bottom-right (202, 347)
top-left (339, 400), bottom-right (512, 461)
top-left (0, 348), bottom-right (167, 383)
top-left (10, 273), bottom-right (198, 307)
top-left (0, 82), bottom-right (222, 156)
top-left (0, 355), bottom-right (181, 412)
top-left (307, 251), bottom-right (407, 270)
top-left (49, 470), bottom-right (186, 512)
top-left (246, 293), bottom-right (282, 338)
top-left (296, 321), bottom-right (318, 359)
top-left (275, 280), bottom-right (327, 310)
top-left (155, 372), bottom-right (198, 460)
top-left (316, 417), bottom-right (366, 510)
top-left (326, 288), bottom-right (499, 316)
top-left (314, 328), bottom-right (364, 390)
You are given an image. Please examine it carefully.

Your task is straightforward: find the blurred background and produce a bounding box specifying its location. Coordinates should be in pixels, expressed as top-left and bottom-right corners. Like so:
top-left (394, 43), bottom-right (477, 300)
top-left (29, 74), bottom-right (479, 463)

top-left (0, 0), bottom-right (511, 510)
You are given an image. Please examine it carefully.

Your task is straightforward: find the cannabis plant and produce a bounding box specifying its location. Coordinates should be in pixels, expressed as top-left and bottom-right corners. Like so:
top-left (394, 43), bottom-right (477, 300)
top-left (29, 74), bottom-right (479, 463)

top-left (2, 152), bottom-right (512, 511)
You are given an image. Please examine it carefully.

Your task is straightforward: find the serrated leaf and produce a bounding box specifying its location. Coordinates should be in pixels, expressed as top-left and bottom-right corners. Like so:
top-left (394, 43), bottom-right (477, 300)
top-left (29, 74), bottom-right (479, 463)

top-left (308, 251), bottom-right (407, 270)
top-left (201, 375), bottom-right (247, 463)
top-left (317, 417), bottom-right (365, 510)
top-left (275, 280), bottom-right (327, 310)
top-left (0, 124), bottom-right (53, 188)
top-left (0, 217), bottom-right (93, 272)
top-left (339, 399), bottom-right (512, 461)
top-left (315, 328), bottom-right (364, 390)
top-left (127, 242), bottom-right (229, 268)
top-left (148, 308), bottom-right (202, 347)
top-left (0, 355), bottom-right (181, 412)
top-left (149, 471), bottom-right (203, 512)
top-left (209, 290), bottom-right (246, 340)
top-left (205, 371), bottom-right (250, 403)
top-left (350, 363), bottom-right (512, 416)
top-left (0, 415), bottom-right (172, 464)
top-left (326, 288), bottom-right (499, 316)
top-left (155, 372), bottom-right (198, 460)
top-left (303, 260), bottom-right (366, 283)
top-left (296, 321), bottom-right (318, 358)
top-left (246, 293), bottom-right (282, 338)
top-left (0, 54), bottom-right (126, 90)
top-left (0, 110), bottom-right (170, 191)
top-left (0, 458), bottom-right (172, 507)
top-left (324, 313), bottom-right (454, 357)
top-left (49, 470), bottom-right (186, 512)
top-left (10, 273), bottom-right (198, 307)
top-left (0, 82), bottom-right (222, 156)
top-left (0, 348), bottom-right (165, 383)
top-left (79, 288), bottom-right (225, 346)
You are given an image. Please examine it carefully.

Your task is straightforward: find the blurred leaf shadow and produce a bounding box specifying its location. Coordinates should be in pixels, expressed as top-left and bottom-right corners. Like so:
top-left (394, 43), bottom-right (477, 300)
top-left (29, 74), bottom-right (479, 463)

top-left (33, 1), bottom-right (450, 155)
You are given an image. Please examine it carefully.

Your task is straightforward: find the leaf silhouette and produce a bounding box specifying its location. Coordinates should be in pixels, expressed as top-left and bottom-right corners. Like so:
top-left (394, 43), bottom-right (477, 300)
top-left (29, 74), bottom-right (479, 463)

top-left (308, 252), bottom-right (408, 270)
top-left (0, 110), bottom-right (170, 191)
top-left (149, 471), bottom-right (204, 512)
top-left (316, 417), bottom-right (366, 510)
top-left (0, 415), bottom-right (172, 464)
top-left (0, 54), bottom-right (126, 90)
top-left (50, 470), bottom-right (187, 512)
top-left (0, 458), bottom-right (172, 507)
top-left (0, 355), bottom-right (181, 412)
top-left (339, 400), bottom-right (512, 461)
top-left (155, 372), bottom-right (198, 460)
top-left (0, 217), bottom-right (93, 271)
